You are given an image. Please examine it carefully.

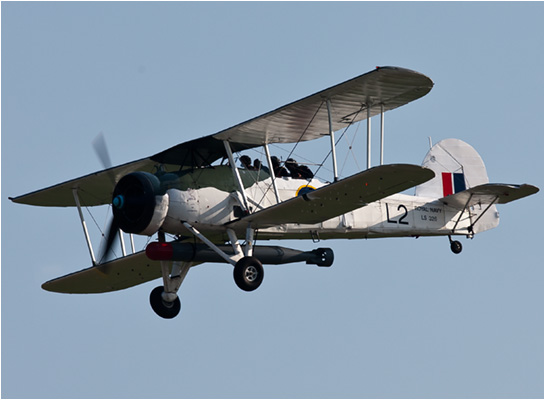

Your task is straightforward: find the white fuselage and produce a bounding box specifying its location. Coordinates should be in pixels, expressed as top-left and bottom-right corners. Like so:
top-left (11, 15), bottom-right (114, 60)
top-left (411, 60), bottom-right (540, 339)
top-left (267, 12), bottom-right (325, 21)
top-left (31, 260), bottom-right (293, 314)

top-left (160, 173), bottom-right (499, 241)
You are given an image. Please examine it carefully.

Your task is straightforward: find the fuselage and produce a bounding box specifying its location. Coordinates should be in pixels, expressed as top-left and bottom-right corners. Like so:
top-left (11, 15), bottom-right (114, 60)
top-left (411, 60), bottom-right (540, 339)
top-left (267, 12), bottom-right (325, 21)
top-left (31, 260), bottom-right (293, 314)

top-left (158, 166), bottom-right (499, 242)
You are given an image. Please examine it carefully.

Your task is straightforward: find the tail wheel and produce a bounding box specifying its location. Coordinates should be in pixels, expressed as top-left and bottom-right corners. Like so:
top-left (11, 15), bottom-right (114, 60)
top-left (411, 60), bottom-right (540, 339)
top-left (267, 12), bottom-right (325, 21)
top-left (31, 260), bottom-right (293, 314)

top-left (233, 256), bottom-right (264, 292)
top-left (450, 240), bottom-right (463, 254)
top-left (149, 286), bottom-right (181, 319)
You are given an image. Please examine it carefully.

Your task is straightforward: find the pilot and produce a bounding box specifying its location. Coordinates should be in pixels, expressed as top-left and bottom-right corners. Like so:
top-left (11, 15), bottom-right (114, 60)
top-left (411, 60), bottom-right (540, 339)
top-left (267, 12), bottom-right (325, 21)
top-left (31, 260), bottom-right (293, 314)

top-left (271, 156), bottom-right (289, 177)
top-left (285, 158), bottom-right (314, 179)
top-left (254, 159), bottom-right (269, 174)
top-left (240, 155), bottom-right (255, 170)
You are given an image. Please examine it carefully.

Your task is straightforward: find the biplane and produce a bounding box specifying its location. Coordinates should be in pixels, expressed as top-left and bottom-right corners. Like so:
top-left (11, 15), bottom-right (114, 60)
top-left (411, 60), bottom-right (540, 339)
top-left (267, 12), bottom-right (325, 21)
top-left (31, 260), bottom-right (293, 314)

top-left (10, 66), bottom-right (539, 319)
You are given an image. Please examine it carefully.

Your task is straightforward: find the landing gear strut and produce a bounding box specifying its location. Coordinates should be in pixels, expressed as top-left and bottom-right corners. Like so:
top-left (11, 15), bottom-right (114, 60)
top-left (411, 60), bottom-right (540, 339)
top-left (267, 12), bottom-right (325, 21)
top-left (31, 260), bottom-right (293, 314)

top-left (449, 236), bottom-right (463, 254)
top-left (149, 233), bottom-right (193, 319)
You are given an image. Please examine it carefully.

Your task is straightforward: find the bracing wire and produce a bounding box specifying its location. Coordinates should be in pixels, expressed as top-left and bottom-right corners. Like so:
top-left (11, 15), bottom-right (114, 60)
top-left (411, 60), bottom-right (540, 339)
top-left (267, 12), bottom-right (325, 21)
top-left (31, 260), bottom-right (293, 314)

top-left (248, 100), bottom-right (327, 209)
top-left (85, 205), bottom-right (104, 235)
top-left (236, 100), bottom-right (363, 211)
top-left (311, 105), bottom-right (364, 181)
top-left (339, 121), bottom-right (362, 175)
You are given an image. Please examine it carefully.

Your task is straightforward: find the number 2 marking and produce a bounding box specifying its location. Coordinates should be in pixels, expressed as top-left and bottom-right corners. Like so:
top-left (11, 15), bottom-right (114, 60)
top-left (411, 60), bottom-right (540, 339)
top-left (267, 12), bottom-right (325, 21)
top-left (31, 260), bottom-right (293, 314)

top-left (386, 204), bottom-right (409, 225)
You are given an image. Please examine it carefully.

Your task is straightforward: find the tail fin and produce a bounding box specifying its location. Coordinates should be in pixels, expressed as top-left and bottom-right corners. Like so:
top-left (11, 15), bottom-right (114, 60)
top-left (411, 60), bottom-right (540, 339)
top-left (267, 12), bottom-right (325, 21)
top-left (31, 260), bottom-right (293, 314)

top-left (415, 138), bottom-right (489, 198)
top-left (416, 138), bottom-right (501, 234)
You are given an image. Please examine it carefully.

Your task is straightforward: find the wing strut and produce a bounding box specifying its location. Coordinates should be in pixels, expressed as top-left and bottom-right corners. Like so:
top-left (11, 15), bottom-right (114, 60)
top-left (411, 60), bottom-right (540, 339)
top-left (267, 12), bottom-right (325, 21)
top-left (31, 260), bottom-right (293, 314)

top-left (326, 99), bottom-right (339, 182)
top-left (367, 105), bottom-right (372, 169)
top-left (72, 188), bottom-right (97, 266)
top-left (118, 231), bottom-right (127, 257)
top-left (451, 194), bottom-right (500, 236)
top-left (223, 141), bottom-right (250, 213)
top-left (129, 234), bottom-right (136, 253)
top-left (366, 102), bottom-right (386, 168)
top-left (263, 143), bottom-right (281, 204)
top-left (380, 104), bottom-right (385, 165)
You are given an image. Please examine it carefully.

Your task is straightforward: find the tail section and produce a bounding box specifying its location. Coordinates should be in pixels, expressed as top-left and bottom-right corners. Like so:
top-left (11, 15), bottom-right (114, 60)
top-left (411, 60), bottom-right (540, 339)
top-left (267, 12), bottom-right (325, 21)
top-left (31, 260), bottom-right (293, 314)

top-left (416, 138), bottom-right (499, 234)
top-left (415, 138), bottom-right (489, 198)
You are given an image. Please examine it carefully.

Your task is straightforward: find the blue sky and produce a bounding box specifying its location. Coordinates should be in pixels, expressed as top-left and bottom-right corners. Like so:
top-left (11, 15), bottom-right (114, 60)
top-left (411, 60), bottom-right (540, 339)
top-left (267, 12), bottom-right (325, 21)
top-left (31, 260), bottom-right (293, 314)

top-left (2, 2), bottom-right (543, 398)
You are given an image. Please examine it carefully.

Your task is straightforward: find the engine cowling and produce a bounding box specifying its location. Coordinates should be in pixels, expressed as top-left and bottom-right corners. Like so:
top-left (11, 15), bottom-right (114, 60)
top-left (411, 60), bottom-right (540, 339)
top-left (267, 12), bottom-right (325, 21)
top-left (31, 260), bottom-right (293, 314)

top-left (112, 172), bottom-right (169, 236)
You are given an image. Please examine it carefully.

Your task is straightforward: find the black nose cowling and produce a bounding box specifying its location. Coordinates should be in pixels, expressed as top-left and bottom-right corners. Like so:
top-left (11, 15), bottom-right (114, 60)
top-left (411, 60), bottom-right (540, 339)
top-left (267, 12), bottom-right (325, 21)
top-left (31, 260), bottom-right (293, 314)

top-left (112, 172), bottom-right (166, 235)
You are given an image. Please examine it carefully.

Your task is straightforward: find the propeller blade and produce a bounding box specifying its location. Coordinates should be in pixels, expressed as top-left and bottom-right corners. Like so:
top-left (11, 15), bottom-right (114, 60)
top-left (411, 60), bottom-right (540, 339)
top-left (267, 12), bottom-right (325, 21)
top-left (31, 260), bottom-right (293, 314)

top-left (99, 217), bottom-right (120, 264)
top-left (92, 132), bottom-right (118, 187)
top-left (92, 132), bottom-right (113, 170)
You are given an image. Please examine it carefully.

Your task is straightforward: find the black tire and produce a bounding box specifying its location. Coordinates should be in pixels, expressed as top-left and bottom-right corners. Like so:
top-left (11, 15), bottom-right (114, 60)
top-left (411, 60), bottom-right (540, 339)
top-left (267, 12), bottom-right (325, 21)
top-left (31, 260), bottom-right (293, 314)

top-left (450, 240), bottom-right (463, 254)
top-left (233, 256), bottom-right (264, 292)
top-left (149, 286), bottom-right (181, 319)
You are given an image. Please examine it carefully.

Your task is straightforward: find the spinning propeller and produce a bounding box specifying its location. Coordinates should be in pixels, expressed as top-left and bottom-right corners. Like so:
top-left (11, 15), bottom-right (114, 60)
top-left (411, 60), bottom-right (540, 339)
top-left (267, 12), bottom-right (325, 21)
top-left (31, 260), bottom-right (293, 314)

top-left (92, 133), bottom-right (120, 263)
top-left (92, 133), bottom-right (169, 264)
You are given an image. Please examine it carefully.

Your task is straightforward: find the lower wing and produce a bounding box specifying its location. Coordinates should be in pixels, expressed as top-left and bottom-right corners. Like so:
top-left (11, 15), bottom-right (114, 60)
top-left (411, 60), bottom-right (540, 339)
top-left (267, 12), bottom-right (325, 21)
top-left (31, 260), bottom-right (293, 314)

top-left (227, 164), bottom-right (435, 230)
top-left (42, 251), bottom-right (164, 294)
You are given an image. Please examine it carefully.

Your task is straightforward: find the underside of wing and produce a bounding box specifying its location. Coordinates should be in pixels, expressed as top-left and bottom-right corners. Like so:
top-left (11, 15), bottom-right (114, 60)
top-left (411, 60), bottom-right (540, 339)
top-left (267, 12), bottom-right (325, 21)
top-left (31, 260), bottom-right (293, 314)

top-left (212, 66), bottom-right (433, 145)
top-left (439, 183), bottom-right (539, 208)
top-left (41, 251), bottom-right (163, 293)
top-left (151, 66), bottom-right (434, 161)
top-left (227, 164), bottom-right (435, 230)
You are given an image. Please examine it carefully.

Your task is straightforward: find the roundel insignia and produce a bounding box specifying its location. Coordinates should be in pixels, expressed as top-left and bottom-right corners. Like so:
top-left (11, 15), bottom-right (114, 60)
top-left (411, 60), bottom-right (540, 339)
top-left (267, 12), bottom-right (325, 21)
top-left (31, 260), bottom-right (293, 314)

top-left (296, 185), bottom-right (316, 197)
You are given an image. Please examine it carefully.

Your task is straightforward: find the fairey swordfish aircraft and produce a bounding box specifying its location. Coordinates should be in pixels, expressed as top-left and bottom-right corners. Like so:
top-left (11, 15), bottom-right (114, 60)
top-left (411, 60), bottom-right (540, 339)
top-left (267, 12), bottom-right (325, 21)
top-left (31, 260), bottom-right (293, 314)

top-left (10, 66), bottom-right (539, 319)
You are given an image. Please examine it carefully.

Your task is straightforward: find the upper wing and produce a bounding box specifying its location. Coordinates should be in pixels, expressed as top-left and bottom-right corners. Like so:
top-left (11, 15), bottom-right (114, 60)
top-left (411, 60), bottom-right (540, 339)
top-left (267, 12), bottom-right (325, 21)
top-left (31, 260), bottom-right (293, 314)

top-left (227, 164), bottom-right (435, 230)
top-left (151, 67), bottom-right (433, 163)
top-left (439, 183), bottom-right (539, 208)
top-left (11, 66), bottom-right (433, 207)
top-left (9, 137), bottom-right (253, 207)
top-left (155, 66), bottom-right (434, 158)
top-left (10, 158), bottom-right (155, 207)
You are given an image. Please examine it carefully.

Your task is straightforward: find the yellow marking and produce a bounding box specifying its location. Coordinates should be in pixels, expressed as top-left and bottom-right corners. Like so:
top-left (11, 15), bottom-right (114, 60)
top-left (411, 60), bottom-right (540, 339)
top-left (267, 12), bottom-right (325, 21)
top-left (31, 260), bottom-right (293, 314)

top-left (295, 185), bottom-right (316, 197)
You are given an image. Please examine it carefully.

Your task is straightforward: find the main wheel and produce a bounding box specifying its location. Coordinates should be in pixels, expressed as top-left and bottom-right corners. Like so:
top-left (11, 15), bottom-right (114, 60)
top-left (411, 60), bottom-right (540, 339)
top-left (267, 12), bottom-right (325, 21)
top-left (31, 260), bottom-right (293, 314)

top-left (450, 240), bottom-right (463, 254)
top-left (233, 256), bottom-right (264, 292)
top-left (149, 286), bottom-right (181, 319)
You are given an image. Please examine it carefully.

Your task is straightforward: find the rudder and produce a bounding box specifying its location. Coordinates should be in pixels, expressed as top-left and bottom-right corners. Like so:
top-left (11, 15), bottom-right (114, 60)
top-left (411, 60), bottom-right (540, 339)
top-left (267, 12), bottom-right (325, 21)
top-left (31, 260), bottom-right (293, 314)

top-left (415, 138), bottom-right (489, 198)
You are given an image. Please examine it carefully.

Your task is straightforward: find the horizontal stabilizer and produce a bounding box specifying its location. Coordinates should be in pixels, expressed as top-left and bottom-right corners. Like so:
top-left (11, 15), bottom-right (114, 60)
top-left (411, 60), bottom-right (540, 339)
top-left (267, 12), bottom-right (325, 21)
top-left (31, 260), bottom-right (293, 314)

top-left (439, 183), bottom-right (539, 208)
top-left (42, 251), bottom-right (164, 294)
top-left (227, 164), bottom-right (435, 230)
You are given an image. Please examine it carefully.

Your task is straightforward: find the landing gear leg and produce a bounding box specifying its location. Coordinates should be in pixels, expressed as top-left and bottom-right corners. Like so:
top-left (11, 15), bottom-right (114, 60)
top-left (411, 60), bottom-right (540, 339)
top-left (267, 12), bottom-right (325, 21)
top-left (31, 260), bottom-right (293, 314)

top-left (182, 222), bottom-right (265, 292)
top-left (449, 236), bottom-right (463, 254)
top-left (149, 259), bottom-right (192, 319)
top-left (232, 225), bottom-right (264, 291)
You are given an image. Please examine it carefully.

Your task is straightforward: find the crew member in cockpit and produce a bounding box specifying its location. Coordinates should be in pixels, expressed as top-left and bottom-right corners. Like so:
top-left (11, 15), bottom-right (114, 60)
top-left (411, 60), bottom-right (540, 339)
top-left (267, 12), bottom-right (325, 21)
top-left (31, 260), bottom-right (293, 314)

top-left (240, 155), bottom-right (256, 170)
top-left (286, 158), bottom-right (314, 179)
top-left (271, 156), bottom-right (289, 177)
